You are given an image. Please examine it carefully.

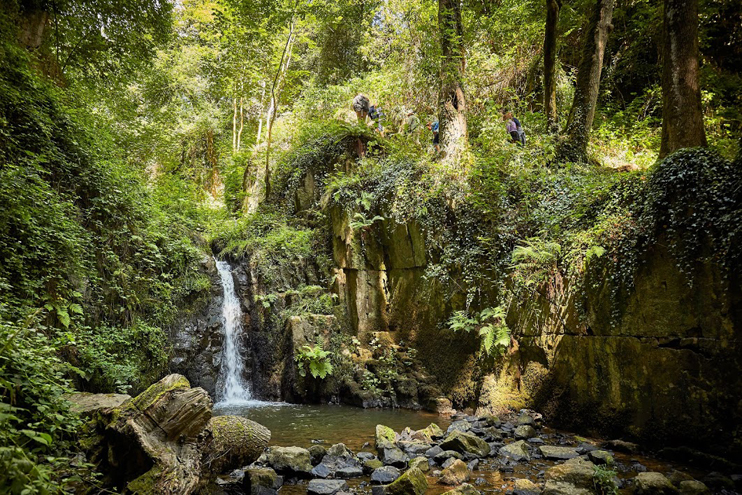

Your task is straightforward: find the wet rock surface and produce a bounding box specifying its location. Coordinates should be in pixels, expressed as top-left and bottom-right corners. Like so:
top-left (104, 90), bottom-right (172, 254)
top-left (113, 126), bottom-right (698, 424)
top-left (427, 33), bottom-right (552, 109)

top-left (230, 408), bottom-right (738, 495)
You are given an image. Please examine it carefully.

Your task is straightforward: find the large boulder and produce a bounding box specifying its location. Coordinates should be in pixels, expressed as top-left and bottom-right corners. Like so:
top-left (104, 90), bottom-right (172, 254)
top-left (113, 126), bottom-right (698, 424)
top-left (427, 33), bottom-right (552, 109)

top-left (266, 446), bottom-right (313, 476)
top-left (439, 431), bottom-right (490, 457)
top-left (441, 483), bottom-right (480, 495)
top-left (634, 472), bottom-right (678, 494)
top-left (545, 457), bottom-right (596, 489)
top-left (376, 425), bottom-right (397, 449)
top-left (499, 440), bottom-right (531, 461)
top-left (200, 416), bottom-right (270, 476)
top-left (539, 446), bottom-right (579, 460)
top-left (307, 479), bottom-right (349, 495)
top-left (440, 459), bottom-right (471, 485)
top-left (385, 467), bottom-right (428, 495)
top-left (542, 481), bottom-right (593, 495)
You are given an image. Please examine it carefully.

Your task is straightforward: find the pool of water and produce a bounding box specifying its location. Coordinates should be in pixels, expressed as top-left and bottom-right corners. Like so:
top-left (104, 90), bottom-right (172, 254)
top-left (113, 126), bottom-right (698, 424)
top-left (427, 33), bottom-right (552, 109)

top-left (214, 402), bottom-right (450, 452)
top-left (213, 402), bottom-right (710, 495)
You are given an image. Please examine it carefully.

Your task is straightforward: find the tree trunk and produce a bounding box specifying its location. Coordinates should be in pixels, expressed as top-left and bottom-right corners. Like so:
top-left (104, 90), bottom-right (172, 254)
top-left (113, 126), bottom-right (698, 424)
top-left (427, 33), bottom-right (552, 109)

top-left (544, 0), bottom-right (561, 132)
top-left (256, 81), bottom-right (266, 144)
top-left (438, 0), bottom-right (468, 167)
top-left (237, 97), bottom-right (244, 152)
top-left (264, 22), bottom-right (295, 200)
top-left (560, 0), bottom-right (615, 163)
top-left (232, 97), bottom-right (238, 153)
top-left (659, 0), bottom-right (707, 158)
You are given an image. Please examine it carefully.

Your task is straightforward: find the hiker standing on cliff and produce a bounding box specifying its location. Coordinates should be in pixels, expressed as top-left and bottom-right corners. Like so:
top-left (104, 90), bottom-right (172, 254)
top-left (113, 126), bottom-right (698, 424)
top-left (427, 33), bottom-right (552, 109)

top-left (353, 94), bottom-right (370, 122)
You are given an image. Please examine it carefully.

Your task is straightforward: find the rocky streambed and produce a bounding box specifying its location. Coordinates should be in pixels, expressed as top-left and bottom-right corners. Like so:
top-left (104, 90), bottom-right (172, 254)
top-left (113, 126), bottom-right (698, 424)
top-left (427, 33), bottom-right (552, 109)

top-left (208, 410), bottom-right (742, 495)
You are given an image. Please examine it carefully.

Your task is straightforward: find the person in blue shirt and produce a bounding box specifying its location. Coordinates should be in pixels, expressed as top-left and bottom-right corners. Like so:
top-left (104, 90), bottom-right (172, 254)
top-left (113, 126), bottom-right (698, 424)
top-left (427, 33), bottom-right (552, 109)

top-left (427, 121), bottom-right (440, 152)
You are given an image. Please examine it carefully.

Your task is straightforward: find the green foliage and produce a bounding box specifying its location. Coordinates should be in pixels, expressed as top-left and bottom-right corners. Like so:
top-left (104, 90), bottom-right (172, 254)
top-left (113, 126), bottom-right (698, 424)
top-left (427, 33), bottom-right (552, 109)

top-left (448, 307), bottom-right (511, 357)
top-left (640, 148), bottom-right (742, 280)
top-left (592, 465), bottom-right (619, 495)
top-left (295, 344), bottom-right (335, 380)
top-left (0, 317), bottom-right (89, 494)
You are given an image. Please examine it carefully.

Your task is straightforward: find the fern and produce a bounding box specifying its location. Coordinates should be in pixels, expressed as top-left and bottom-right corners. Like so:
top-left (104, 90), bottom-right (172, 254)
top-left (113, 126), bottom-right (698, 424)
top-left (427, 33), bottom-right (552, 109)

top-left (295, 344), bottom-right (334, 379)
top-left (448, 306), bottom-right (511, 357)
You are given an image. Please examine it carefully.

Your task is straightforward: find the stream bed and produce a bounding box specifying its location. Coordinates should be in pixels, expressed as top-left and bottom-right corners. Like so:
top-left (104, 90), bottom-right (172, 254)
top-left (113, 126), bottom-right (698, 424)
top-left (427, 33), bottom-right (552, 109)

top-left (212, 404), bottom-right (732, 495)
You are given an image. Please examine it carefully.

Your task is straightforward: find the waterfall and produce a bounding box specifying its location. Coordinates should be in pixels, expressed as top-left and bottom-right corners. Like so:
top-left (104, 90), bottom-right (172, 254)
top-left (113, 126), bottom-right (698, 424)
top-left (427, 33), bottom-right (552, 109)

top-left (214, 259), bottom-right (253, 405)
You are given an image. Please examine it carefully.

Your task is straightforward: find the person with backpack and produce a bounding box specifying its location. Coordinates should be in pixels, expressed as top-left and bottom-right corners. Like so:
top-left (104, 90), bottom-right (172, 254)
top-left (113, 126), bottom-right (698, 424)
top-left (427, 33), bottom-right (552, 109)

top-left (352, 94), bottom-right (370, 122)
top-left (427, 121), bottom-right (440, 153)
top-left (503, 110), bottom-right (526, 146)
top-left (369, 104), bottom-right (384, 136)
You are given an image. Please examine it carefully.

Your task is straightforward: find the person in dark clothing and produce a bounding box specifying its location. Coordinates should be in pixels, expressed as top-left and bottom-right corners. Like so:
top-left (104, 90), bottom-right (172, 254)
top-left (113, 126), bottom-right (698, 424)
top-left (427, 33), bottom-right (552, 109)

top-left (427, 121), bottom-right (440, 152)
top-left (503, 110), bottom-right (526, 146)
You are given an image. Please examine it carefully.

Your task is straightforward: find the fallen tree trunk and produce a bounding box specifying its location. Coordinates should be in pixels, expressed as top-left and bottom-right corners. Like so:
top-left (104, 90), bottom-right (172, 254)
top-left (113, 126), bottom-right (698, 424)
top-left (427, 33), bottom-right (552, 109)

top-left (71, 374), bottom-right (270, 494)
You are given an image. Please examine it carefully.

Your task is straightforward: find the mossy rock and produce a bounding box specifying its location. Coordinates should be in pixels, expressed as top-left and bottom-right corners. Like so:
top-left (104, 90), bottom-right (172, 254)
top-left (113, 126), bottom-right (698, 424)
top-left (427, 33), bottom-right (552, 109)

top-left (384, 467), bottom-right (428, 495)
top-left (408, 456), bottom-right (429, 473)
top-left (376, 424), bottom-right (397, 449)
top-left (200, 416), bottom-right (271, 476)
top-left (439, 431), bottom-right (490, 457)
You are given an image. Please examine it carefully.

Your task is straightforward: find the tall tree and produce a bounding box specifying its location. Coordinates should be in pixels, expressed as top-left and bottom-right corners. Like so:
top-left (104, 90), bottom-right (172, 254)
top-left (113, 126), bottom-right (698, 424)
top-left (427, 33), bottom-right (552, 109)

top-left (659, 0), bottom-right (707, 158)
top-left (438, 0), bottom-right (467, 167)
top-left (559, 0), bottom-right (615, 163)
top-left (543, 0), bottom-right (561, 132)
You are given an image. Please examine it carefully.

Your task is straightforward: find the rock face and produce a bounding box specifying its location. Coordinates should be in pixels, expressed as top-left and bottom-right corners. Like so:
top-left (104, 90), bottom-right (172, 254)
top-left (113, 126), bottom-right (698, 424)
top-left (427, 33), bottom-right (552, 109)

top-left (168, 256), bottom-right (223, 396)
top-left (79, 374), bottom-right (270, 494)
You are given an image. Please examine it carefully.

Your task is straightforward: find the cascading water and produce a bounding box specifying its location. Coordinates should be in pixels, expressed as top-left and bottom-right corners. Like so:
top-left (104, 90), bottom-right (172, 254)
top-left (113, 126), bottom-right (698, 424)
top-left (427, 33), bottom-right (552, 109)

top-left (214, 259), bottom-right (253, 406)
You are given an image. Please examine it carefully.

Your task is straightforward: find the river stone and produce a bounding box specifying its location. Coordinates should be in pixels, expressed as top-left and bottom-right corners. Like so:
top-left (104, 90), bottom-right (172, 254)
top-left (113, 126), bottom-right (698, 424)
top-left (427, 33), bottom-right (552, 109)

top-left (441, 483), bottom-right (480, 495)
top-left (514, 478), bottom-right (540, 495)
top-left (357, 451), bottom-right (376, 461)
top-left (307, 479), bottom-right (349, 495)
top-left (517, 413), bottom-right (535, 426)
top-left (385, 467), bottom-right (428, 495)
top-left (602, 439), bottom-right (639, 453)
top-left (244, 467), bottom-right (282, 495)
top-left (587, 450), bottom-right (614, 465)
top-left (364, 459), bottom-right (384, 473)
top-left (312, 463), bottom-right (332, 478)
top-left (447, 420), bottom-right (471, 434)
top-left (441, 459), bottom-right (471, 485)
top-left (408, 456), bottom-right (429, 473)
top-left (425, 445), bottom-right (444, 458)
top-left (327, 443), bottom-right (353, 458)
top-left (634, 472), bottom-right (678, 494)
top-left (266, 446), bottom-right (313, 476)
top-left (703, 472), bottom-right (735, 491)
top-left (336, 466), bottom-right (363, 478)
top-left (442, 457), bottom-right (458, 469)
top-left (414, 423), bottom-right (444, 442)
top-left (545, 457), bottom-right (595, 488)
top-left (480, 427), bottom-right (502, 442)
top-left (380, 446), bottom-right (408, 468)
top-left (309, 445), bottom-right (327, 465)
top-left (539, 446), bottom-right (579, 460)
top-left (400, 440), bottom-right (431, 456)
top-left (434, 450), bottom-right (464, 464)
top-left (376, 425), bottom-right (397, 449)
top-left (678, 480), bottom-right (711, 495)
top-left (542, 481), bottom-right (593, 495)
top-left (371, 466), bottom-right (401, 484)
top-left (514, 425), bottom-right (537, 439)
top-left (499, 440), bottom-right (530, 461)
top-left (440, 431), bottom-right (490, 457)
